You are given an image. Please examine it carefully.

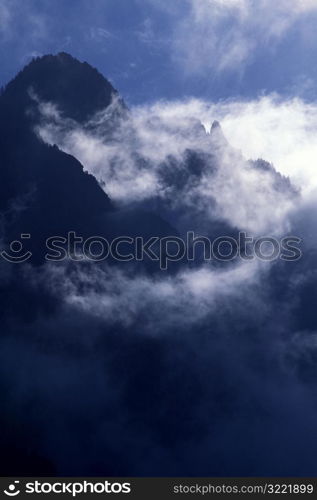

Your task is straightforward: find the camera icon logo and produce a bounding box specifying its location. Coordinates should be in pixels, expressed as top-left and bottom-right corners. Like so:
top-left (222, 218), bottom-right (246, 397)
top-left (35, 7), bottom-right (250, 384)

top-left (3, 481), bottom-right (20, 496)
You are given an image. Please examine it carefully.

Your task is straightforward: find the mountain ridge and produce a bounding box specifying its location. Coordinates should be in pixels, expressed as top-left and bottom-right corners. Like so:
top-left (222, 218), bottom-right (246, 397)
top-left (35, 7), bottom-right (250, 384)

top-left (1, 52), bottom-right (123, 123)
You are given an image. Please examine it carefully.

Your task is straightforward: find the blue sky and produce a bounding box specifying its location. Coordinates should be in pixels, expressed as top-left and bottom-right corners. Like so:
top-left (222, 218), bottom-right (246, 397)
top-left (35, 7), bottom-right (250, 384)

top-left (1, 0), bottom-right (317, 105)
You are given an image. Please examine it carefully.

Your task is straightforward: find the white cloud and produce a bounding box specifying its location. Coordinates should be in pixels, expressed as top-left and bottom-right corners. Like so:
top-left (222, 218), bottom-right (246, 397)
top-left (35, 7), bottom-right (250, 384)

top-left (211, 96), bottom-right (317, 198)
top-left (36, 94), bottom-right (297, 235)
top-left (168, 0), bottom-right (317, 74)
top-left (145, 94), bottom-right (317, 204)
top-left (43, 259), bottom-right (265, 332)
top-left (91, 94), bottom-right (317, 200)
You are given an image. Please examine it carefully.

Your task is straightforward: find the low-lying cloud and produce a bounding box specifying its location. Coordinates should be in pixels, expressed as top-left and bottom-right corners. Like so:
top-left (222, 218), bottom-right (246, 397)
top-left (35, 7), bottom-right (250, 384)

top-left (36, 94), bottom-right (300, 235)
top-left (41, 259), bottom-right (265, 332)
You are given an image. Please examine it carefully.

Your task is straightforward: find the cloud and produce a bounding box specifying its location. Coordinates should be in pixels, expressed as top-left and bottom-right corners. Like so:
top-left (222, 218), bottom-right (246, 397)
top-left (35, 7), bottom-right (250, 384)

top-left (36, 94), bottom-right (296, 235)
top-left (41, 259), bottom-right (264, 332)
top-left (0, 0), bottom-right (12, 38)
top-left (0, 0), bottom-right (49, 49)
top-left (211, 0), bottom-right (317, 14)
top-left (89, 27), bottom-right (115, 42)
top-left (165, 0), bottom-right (317, 74)
top-left (211, 96), bottom-right (317, 199)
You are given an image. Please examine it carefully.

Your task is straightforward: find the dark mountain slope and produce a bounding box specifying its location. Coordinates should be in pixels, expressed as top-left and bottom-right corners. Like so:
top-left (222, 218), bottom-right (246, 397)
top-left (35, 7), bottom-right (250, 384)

top-left (0, 53), bottom-right (117, 223)
top-left (0, 53), bottom-right (176, 264)
top-left (1, 52), bottom-right (122, 123)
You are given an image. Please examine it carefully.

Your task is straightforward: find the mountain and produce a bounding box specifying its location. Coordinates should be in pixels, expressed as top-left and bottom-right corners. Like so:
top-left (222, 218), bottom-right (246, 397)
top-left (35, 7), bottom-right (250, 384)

top-left (1, 53), bottom-right (310, 478)
top-left (0, 51), bottom-right (298, 271)
top-left (0, 53), bottom-right (176, 264)
top-left (0, 55), bottom-right (113, 233)
top-left (1, 52), bottom-right (123, 123)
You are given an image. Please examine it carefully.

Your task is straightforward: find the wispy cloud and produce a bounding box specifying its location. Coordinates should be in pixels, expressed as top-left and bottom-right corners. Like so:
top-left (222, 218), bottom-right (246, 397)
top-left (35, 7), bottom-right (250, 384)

top-left (36, 93), bottom-right (297, 234)
top-left (0, 0), bottom-right (12, 38)
top-left (43, 260), bottom-right (264, 331)
top-left (89, 26), bottom-right (115, 42)
top-left (165, 0), bottom-right (317, 74)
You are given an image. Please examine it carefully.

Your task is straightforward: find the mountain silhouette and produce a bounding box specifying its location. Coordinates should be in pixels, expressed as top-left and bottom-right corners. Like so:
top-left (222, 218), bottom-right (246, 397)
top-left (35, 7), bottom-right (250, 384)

top-left (0, 53), bottom-right (176, 264)
top-left (1, 52), bottom-right (123, 123)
